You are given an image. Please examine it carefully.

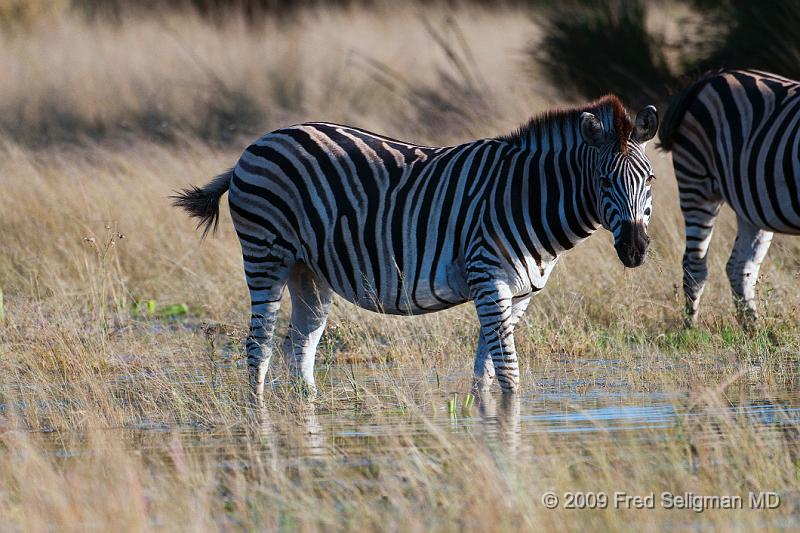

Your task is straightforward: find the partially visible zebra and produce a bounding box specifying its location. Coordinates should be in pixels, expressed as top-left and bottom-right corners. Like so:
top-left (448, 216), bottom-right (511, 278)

top-left (659, 69), bottom-right (800, 325)
top-left (174, 96), bottom-right (658, 403)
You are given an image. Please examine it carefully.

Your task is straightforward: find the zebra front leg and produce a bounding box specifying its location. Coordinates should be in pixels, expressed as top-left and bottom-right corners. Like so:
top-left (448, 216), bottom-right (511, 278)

top-left (681, 196), bottom-right (722, 327)
top-left (472, 283), bottom-right (521, 393)
top-left (472, 330), bottom-right (493, 391)
top-left (472, 296), bottom-right (530, 392)
top-left (726, 216), bottom-right (773, 326)
top-left (282, 265), bottom-right (333, 398)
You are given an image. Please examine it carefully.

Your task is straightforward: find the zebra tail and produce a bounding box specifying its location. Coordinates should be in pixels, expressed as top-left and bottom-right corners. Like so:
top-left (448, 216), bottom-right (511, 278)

top-left (658, 69), bottom-right (726, 151)
top-left (171, 169), bottom-right (233, 239)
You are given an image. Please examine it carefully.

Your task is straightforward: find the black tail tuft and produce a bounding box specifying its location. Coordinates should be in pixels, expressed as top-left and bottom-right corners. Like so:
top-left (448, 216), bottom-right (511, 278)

top-left (658, 69), bottom-right (726, 152)
top-left (171, 170), bottom-right (232, 238)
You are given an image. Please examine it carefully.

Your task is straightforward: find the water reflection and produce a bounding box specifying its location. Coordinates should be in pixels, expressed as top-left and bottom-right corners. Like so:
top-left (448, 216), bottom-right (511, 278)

top-left (474, 390), bottom-right (521, 454)
top-left (299, 405), bottom-right (328, 459)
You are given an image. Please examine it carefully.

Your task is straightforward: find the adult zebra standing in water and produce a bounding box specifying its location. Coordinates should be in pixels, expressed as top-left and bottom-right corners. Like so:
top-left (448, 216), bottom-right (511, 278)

top-left (659, 69), bottom-right (800, 326)
top-left (174, 95), bottom-right (659, 403)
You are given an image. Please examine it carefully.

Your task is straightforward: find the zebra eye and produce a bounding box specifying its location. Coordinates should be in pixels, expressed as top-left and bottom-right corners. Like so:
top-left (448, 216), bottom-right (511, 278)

top-left (646, 174), bottom-right (656, 185)
top-left (600, 177), bottom-right (612, 190)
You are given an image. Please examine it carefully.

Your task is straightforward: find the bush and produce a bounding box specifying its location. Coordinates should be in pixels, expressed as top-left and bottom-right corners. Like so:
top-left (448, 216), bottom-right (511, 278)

top-left (534, 0), bottom-right (800, 106)
top-left (691, 0), bottom-right (800, 80)
top-left (533, 0), bottom-right (673, 108)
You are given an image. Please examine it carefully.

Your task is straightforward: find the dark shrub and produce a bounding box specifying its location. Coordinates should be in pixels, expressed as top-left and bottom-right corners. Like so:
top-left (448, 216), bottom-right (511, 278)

top-left (691, 0), bottom-right (800, 80)
top-left (534, 0), bottom-right (673, 108)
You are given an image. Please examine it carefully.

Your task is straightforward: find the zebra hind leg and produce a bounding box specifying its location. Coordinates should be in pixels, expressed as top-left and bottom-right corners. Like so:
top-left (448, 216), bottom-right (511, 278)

top-left (244, 252), bottom-right (292, 406)
top-left (681, 196), bottom-right (722, 327)
top-left (282, 264), bottom-right (333, 399)
top-left (726, 216), bottom-right (773, 326)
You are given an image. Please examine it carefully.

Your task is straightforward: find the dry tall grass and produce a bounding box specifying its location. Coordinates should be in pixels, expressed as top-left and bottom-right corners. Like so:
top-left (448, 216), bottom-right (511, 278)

top-left (1, 5), bottom-right (800, 532)
top-left (0, 3), bottom-right (543, 144)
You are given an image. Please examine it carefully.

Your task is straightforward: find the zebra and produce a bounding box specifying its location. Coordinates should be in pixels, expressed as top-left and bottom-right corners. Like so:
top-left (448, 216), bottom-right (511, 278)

top-left (659, 69), bottom-right (800, 326)
top-left (173, 95), bottom-right (658, 403)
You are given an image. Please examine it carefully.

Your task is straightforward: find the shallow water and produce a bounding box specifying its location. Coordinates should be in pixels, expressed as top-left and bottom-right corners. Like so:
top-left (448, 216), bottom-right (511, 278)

top-left (19, 357), bottom-right (800, 470)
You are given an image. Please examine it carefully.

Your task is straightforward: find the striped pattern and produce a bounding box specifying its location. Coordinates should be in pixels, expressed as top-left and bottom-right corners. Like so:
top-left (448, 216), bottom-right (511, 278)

top-left (174, 95), bottom-right (658, 402)
top-left (659, 69), bottom-right (800, 324)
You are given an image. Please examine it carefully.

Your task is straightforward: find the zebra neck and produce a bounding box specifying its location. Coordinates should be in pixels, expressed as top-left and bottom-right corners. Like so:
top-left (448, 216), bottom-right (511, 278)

top-left (497, 142), bottom-right (601, 263)
top-left (490, 98), bottom-right (626, 261)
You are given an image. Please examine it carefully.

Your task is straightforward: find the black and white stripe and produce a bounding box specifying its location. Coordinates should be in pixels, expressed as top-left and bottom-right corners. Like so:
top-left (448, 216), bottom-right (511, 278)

top-left (174, 96), bottom-right (658, 402)
top-left (659, 69), bottom-right (800, 325)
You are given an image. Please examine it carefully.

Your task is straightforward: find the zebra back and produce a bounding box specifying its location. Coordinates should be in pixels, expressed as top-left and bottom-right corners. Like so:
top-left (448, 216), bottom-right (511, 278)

top-left (658, 69), bottom-right (726, 151)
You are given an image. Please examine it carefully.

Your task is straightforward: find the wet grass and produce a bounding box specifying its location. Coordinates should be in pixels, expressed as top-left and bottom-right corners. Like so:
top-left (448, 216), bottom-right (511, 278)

top-left (2, 301), bottom-right (800, 530)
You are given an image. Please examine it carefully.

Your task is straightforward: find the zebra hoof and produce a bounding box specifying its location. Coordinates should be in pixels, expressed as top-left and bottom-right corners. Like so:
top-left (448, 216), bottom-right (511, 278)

top-left (470, 375), bottom-right (494, 395)
top-left (249, 389), bottom-right (265, 409)
top-left (248, 372), bottom-right (266, 408)
top-left (683, 305), bottom-right (702, 328)
top-left (299, 383), bottom-right (318, 402)
top-left (683, 302), bottom-right (700, 329)
top-left (732, 299), bottom-right (758, 329)
top-left (736, 310), bottom-right (758, 330)
top-left (288, 376), bottom-right (317, 402)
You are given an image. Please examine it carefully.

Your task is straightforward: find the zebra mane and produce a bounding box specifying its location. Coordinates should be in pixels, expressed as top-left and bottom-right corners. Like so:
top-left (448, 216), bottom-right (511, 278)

top-left (498, 95), bottom-right (634, 153)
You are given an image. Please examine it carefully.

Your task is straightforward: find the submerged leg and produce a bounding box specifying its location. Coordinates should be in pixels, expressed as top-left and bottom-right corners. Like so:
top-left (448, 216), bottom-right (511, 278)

top-left (726, 216), bottom-right (773, 325)
top-left (472, 330), bottom-right (492, 389)
top-left (472, 296), bottom-right (530, 392)
top-left (472, 282), bottom-right (522, 393)
top-left (282, 264), bottom-right (333, 397)
top-left (243, 251), bottom-right (292, 405)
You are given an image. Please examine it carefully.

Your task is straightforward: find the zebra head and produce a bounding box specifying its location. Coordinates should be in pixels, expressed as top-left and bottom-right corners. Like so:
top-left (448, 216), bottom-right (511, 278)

top-left (580, 105), bottom-right (658, 267)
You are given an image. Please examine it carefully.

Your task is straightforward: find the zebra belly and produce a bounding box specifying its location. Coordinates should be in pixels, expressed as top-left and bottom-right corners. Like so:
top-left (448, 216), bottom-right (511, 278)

top-left (721, 167), bottom-right (800, 235)
top-left (305, 249), bottom-right (471, 316)
top-left (764, 158), bottom-right (800, 233)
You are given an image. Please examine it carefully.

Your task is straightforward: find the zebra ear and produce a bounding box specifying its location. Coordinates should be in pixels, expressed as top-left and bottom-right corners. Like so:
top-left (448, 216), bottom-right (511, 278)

top-left (632, 105), bottom-right (658, 144)
top-left (580, 112), bottom-right (605, 147)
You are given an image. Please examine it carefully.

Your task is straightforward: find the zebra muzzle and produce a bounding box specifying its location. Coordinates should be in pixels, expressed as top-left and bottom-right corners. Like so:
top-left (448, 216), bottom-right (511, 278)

top-left (615, 221), bottom-right (650, 268)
